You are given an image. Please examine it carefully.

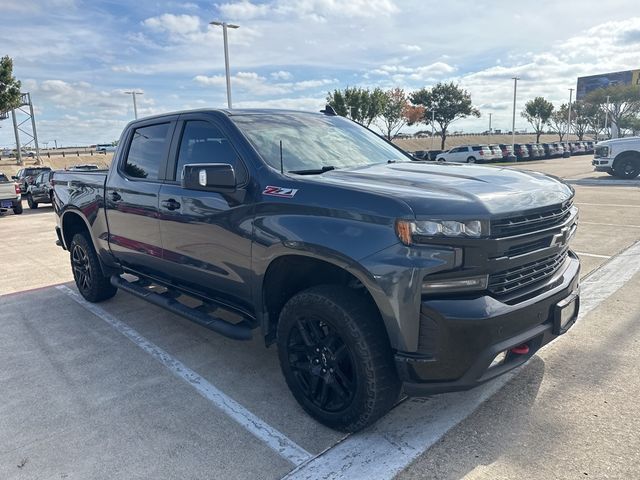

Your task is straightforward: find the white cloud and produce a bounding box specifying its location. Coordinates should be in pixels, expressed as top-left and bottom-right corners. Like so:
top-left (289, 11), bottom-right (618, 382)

top-left (400, 44), bottom-right (422, 52)
top-left (194, 71), bottom-right (336, 95)
top-left (142, 13), bottom-right (201, 36)
top-left (217, 0), bottom-right (270, 19)
top-left (271, 70), bottom-right (293, 80)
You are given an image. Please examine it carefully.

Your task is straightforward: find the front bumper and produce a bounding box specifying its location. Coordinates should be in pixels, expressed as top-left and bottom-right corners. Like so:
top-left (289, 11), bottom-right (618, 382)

top-left (593, 158), bottom-right (613, 172)
top-left (397, 252), bottom-right (580, 395)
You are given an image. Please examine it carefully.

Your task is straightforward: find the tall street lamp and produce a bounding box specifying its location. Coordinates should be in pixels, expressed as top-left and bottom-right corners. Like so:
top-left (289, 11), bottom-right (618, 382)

top-left (488, 113), bottom-right (492, 144)
top-left (566, 88), bottom-right (574, 141)
top-left (210, 21), bottom-right (239, 109)
top-left (124, 91), bottom-right (143, 119)
top-left (511, 77), bottom-right (520, 151)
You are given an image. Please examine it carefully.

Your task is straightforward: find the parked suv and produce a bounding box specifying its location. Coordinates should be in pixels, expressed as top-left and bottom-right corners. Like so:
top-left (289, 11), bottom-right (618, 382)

top-left (12, 166), bottom-right (52, 193)
top-left (513, 144), bottom-right (529, 161)
top-left (497, 144), bottom-right (517, 162)
top-left (436, 145), bottom-right (491, 163)
top-left (26, 170), bottom-right (54, 209)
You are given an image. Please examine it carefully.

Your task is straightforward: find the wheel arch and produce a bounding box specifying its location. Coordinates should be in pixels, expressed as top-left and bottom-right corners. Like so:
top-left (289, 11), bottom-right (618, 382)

top-left (259, 252), bottom-right (393, 347)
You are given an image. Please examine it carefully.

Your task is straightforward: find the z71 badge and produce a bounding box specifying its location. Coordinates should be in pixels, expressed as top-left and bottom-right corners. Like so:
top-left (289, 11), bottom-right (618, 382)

top-left (263, 186), bottom-right (298, 198)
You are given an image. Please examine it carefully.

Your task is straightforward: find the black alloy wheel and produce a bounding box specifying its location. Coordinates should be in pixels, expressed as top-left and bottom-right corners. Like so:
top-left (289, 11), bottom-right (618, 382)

top-left (286, 315), bottom-right (356, 413)
top-left (72, 242), bottom-right (92, 293)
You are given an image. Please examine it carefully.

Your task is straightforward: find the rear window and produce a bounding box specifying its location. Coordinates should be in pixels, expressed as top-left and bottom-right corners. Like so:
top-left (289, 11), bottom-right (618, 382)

top-left (25, 168), bottom-right (50, 176)
top-left (0, 174), bottom-right (8, 182)
top-left (124, 123), bottom-right (170, 180)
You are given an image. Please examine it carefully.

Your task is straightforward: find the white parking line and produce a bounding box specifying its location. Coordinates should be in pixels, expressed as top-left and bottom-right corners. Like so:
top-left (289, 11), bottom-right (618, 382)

top-left (284, 241), bottom-right (640, 480)
top-left (574, 251), bottom-right (611, 259)
top-left (580, 221), bottom-right (640, 228)
top-left (575, 202), bottom-right (640, 208)
top-left (56, 285), bottom-right (313, 466)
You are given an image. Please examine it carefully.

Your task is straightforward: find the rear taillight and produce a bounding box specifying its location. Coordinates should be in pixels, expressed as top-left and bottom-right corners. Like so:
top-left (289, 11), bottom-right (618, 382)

top-left (14, 183), bottom-right (20, 194)
top-left (479, 150), bottom-right (484, 155)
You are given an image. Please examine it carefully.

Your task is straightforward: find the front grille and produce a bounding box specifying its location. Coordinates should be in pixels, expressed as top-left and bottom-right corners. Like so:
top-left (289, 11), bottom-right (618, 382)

top-left (505, 237), bottom-right (551, 257)
top-left (491, 201), bottom-right (573, 237)
top-left (488, 250), bottom-right (568, 296)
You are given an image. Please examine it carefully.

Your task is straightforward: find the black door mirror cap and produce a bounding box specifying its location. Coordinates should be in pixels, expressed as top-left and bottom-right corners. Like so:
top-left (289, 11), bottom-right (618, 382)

top-left (181, 163), bottom-right (237, 192)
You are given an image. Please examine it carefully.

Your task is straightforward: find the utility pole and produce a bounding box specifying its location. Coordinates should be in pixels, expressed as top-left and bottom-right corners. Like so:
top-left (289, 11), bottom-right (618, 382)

top-left (11, 109), bottom-right (22, 165)
top-left (566, 88), bottom-right (573, 141)
top-left (511, 77), bottom-right (519, 150)
top-left (124, 91), bottom-right (143, 119)
top-left (26, 93), bottom-right (41, 164)
top-left (488, 113), bottom-right (492, 144)
top-left (210, 21), bottom-right (239, 109)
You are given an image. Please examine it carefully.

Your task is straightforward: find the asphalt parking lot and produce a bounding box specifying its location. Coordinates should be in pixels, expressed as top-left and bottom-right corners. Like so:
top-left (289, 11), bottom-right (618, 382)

top-left (1, 155), bottom-right (639, 479)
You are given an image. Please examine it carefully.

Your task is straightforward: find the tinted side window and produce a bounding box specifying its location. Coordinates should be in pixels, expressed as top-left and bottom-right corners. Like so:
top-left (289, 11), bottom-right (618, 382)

top-left (124, 123), bottom-right (170, 180)
top-left (175, 121), bottom-right (245, 183)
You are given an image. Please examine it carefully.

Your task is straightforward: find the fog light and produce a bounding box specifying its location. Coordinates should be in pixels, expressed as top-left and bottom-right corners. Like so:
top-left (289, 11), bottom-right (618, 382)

top-left (489, 351), bottom-right (507, 368)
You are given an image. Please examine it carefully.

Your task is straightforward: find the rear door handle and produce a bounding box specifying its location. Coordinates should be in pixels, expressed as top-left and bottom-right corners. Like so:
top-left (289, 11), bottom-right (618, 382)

top-left (109, 191), bottom-right (122, 202)
top-left (161, 199), bottom-right (181, 211)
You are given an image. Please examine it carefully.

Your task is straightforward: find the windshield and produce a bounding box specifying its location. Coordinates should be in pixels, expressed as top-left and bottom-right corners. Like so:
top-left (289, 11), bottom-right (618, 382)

top-left (230, 113), bottom-right (410, 172)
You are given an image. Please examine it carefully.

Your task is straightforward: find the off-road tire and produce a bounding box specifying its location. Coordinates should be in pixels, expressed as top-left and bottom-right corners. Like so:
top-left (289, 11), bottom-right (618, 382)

top-left (277, 285), bottom-right (401, 432)
top-left (69, 232), bottom-right (117, 302)
top-left (613, 154), bottom-right (640, 179)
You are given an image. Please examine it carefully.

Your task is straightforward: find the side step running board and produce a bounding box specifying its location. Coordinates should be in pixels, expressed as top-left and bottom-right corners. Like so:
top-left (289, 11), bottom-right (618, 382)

top-left (110, 275), bottom-right (253, 341)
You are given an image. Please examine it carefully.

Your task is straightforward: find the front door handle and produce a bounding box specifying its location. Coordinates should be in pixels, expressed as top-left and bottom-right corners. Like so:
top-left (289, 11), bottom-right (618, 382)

top-left (161, 199), bottom-right (181, 211)
top-left (109, 191), bottom-right (122, 202)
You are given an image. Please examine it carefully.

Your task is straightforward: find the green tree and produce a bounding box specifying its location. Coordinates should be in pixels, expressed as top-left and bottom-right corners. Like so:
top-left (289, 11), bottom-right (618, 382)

top-left (376, 88), bottom-right (425, 141)
top-left (0, 56), bottom-right (22, 114)
top-left (571, 101), bottom-right (590, 141)
top-left (410, 82), bottom-right (480, 149)
top-left (585, 84), bottom-right (640, 138)
top-left (582, 102), bottom-right (606, 140)
top-left (521, 97), bottom-right (554, 142)
top-left (618, 114), bottom-right (640, 137)
top-left (549, 104), bottom-right (568, 141)
top-left (326, 87), bottom-right (385, 127)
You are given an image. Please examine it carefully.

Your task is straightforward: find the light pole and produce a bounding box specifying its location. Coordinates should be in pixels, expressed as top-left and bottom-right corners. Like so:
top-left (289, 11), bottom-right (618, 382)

top-left (511, 77), bottom-right (519, 150)
top-left (603, 95), bottom-right (610, 139)
top-left (566, 88), bottom-right (573, 141)
top-left (210, 21), bottom-right (239, 109)
top-left (430, 106), bottom-right (435, 150)
top-left (124, 91), bottom-right (143, 119)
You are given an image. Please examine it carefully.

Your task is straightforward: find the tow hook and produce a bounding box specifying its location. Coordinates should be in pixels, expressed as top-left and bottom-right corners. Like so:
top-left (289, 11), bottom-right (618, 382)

top-left (510, 344), bottom-right (530, 355)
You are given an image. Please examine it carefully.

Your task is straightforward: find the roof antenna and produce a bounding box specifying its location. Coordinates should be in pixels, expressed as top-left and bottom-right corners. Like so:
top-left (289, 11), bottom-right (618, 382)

top-left (320, 104), bottom-right (337, 116)
top-left (279, 140), bottom-right (284, 174)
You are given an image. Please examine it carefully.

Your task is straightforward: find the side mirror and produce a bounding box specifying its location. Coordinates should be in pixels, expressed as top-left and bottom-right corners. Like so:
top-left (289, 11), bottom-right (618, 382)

top-left (181, 163), bottom-right (236, 192)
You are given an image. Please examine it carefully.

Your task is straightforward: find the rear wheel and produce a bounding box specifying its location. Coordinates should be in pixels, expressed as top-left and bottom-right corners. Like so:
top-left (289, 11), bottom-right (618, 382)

top-left (12, 202), bottom-right (23, 215)
top-left (27, 193), bottom-right (38, 209)
top-left (613, 155), bottom-right (640, 179)
top-left (467, 156), bottom-right (476, 163)
top-left (69, 232), bottom-right (117, 302)
top-left (277, 285), bottom-right (400, 432)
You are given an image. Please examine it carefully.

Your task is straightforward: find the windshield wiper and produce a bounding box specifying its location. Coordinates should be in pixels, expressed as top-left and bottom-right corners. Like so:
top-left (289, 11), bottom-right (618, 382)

top-left (288, 166), bottom-right (336, 175)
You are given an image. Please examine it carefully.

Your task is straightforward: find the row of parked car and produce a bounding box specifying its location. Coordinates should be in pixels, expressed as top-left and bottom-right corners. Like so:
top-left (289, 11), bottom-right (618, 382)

top-left (0, 164), bottom-right (102, 214)
top-left (413, 141), bottom-right (596, 164)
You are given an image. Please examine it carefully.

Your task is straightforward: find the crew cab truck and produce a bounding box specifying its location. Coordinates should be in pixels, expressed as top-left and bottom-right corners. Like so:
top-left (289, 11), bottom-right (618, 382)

top-left (593, 136), bottom-right (640, 179)
top-left (53, 108), bottom-right (581, 431)
top-left (0, 173), bottom-right (23, 215)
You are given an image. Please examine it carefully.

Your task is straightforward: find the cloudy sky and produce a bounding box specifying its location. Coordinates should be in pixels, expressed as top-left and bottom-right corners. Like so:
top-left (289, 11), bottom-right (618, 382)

top-left (1, 0), bottom-right (639, 147)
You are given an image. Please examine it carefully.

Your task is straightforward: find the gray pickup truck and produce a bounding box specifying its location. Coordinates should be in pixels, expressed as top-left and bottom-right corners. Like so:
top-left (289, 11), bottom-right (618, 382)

top-left (0, 173), bottom-right (23, 215)
top-left (53, 108), bottom-right (580, 431)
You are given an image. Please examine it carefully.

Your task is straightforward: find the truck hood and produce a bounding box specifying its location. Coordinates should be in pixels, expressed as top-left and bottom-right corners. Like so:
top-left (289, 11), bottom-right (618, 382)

top-left (313, 162), bottom-right (573, 217)
top-left (596, 136), bottom-right (640, 147)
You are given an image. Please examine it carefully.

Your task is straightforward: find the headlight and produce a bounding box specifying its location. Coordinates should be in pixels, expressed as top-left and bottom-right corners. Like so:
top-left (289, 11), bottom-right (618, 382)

top-left (396, 219), bottom-right (489, 245)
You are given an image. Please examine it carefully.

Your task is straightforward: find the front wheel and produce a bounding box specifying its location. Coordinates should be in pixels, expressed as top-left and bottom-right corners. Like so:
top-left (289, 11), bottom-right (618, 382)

top-left (614, 156), bottom-right (640, 179)
top-left (27, 193), bottom-right (38, 209)
top-left (69, 232), bottom-right (118, 302)
top-left (277, 285), bottom-right (401, 432)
